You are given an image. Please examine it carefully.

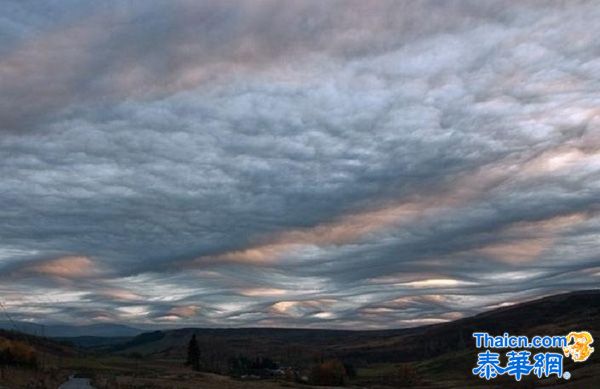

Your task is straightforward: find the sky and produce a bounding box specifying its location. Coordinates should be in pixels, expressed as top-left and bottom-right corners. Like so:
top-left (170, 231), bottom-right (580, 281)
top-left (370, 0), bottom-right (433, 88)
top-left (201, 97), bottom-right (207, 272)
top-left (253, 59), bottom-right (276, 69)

top-left (0, 0), bottom-right (599, 330)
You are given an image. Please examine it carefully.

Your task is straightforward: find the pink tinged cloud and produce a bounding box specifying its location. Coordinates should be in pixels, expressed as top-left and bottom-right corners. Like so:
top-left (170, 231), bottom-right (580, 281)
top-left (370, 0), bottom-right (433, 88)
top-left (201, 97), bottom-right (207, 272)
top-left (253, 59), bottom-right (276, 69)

top-left (271, 299), bottom-right (337, 318)
top-left (26, 256), bottom-right (99, 279)
top-left (97, 288), bottom-right (142, 302)
top-left (474, 213), bottom-right (589, 263)
top-left (192, 145), bottom-right (596, 267)
top-left (169, 305), bottom-right (200, 318)
top-left (238, 288), bottom-right (289, 297)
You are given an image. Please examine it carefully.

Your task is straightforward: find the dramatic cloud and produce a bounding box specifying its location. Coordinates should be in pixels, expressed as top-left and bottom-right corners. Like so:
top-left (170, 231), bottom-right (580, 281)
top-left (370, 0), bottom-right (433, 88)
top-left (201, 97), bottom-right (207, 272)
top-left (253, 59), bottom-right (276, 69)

top-left (0, 0), bottom-right (599, 328)
top-left (19, 255), bottom-right (99, 279)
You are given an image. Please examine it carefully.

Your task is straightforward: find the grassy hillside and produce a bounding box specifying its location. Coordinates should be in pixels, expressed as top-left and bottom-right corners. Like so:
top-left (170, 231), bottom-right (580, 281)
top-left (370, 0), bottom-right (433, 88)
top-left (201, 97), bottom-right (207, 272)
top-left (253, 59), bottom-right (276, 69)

top-left (0, 322), bottom-right (142, 338)
top-left (0, 329), bottom-right (75, 387)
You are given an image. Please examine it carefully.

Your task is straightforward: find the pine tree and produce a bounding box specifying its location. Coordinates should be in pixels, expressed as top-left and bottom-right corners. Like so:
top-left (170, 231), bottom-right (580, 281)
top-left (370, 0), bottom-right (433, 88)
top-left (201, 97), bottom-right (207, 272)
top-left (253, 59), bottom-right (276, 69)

top-left (186, 333), bottom-right (200, 371)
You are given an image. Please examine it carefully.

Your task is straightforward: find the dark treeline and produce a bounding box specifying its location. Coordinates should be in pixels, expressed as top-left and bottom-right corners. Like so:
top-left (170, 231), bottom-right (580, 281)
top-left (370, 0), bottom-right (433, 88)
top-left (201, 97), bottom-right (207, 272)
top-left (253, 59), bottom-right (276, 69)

top-left (183, 333), bottom-right (357, 385)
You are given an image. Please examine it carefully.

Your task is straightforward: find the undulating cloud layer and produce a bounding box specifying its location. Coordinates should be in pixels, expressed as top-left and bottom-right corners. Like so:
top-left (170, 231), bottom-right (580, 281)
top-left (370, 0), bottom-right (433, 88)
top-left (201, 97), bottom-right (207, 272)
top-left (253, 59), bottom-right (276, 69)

top-left (0, 0), bottom-right (599, 329)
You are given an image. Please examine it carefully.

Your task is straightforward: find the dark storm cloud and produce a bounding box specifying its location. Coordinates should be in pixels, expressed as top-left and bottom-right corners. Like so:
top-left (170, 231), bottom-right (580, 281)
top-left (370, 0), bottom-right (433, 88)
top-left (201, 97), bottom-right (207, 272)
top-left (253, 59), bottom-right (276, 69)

top-left (0, 0), bottom-right (599, 328)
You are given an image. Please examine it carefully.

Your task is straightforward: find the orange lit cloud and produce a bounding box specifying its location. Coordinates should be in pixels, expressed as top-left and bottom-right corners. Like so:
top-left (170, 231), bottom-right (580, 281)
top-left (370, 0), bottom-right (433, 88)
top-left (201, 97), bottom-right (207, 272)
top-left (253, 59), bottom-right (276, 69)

top-left (97, 288), bottom-right (142, 302)
top-left (519, 146), bottom-right (600, 177)
top-left (271, 301), bottom-right (298, 314)
top-left (271, 299), bottom-right (336, 318)
top-left (116, 305), bottom-right (150, 318)
top-left (475, 213), bottom-right (588, 263)
top-left (27, 256), bottom-right (98, 279)
top-left (169, 305), bottom-right (200, 318)
top-left (239, 288), bottom-right (289, 297)
top-left (190, 143), bottom-right (598, 267)
top-left (369, 273), bottom-right (477, 288)
top-left (190, 157), bottom-right (528, 265)
top-left (477, 239), bottom-right (551, 264)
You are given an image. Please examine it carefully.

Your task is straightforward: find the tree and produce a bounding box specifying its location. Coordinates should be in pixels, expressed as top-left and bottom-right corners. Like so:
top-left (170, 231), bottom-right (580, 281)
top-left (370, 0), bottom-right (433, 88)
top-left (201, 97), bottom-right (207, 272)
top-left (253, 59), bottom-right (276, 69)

top-left (186, 334), bottom-right (200, 371)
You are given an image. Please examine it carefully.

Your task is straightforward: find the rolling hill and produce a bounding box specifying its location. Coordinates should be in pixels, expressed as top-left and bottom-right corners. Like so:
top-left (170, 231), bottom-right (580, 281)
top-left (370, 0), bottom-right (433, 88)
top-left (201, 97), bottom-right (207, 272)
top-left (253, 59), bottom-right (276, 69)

top-left (0, 321), bottom-right (142, 338)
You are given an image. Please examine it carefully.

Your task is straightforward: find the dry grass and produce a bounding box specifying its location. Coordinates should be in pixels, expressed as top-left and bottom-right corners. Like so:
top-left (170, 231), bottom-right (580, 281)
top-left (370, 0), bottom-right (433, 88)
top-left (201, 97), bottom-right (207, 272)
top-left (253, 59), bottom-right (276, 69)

top-left (0, 365), bottom-right (68, 388)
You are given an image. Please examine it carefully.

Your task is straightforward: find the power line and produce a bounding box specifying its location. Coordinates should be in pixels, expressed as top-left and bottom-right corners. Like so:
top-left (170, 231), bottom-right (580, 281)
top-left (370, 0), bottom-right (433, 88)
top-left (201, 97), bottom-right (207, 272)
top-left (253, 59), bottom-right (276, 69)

top-left (0, 300), bottom-right (20, 334)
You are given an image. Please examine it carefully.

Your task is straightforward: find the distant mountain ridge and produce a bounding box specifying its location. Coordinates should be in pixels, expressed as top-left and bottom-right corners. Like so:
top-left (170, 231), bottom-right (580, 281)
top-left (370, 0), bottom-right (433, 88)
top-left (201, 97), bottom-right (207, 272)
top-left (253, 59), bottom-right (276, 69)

top-left (0, 321), bottom-right (142, 337)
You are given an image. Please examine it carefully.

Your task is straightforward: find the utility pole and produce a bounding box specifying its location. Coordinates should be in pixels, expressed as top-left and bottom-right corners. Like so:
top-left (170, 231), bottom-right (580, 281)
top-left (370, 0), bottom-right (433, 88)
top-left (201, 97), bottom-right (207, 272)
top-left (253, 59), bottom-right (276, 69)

top-left (40, 324), bottom-right (46, 371)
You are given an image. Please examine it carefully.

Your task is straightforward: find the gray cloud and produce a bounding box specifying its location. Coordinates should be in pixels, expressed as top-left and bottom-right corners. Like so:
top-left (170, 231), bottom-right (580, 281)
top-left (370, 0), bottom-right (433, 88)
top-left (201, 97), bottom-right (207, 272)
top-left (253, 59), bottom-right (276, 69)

top-left (0, 0), bottom-right (599, 328)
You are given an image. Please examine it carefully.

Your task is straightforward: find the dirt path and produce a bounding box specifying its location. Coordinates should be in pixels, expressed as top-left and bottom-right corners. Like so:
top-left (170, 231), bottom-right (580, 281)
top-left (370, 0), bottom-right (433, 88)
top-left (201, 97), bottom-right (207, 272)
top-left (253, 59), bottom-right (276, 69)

top-left (58, 377), bottom-right (95, 389)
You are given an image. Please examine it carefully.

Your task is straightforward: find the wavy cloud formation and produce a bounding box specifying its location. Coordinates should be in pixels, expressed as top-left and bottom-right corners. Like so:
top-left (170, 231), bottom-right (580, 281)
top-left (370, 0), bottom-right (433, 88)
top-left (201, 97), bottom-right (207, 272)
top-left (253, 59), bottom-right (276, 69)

top-left (0, 0), bottom-right (599, 328)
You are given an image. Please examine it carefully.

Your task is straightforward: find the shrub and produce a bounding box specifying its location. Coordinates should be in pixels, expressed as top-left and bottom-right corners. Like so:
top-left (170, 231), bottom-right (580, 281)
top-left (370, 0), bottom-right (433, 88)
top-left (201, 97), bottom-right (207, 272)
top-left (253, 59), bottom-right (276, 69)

top-left (395, 363), bottom-right (419, 386)
top-left (0, 338), bottom-right (38, 367)
top-left (311, 359), bottom-right (347, 386)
